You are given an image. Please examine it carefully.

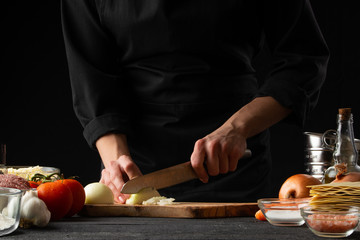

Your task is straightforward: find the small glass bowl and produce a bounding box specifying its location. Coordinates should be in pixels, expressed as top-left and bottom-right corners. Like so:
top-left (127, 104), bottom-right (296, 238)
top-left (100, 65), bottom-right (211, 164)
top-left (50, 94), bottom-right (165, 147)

top-left (301, 206), bottom-right (360, 238)
top-left (0, 187), bottom-right (22, 236)
top-left (257, 198), bottom-right (310, 226)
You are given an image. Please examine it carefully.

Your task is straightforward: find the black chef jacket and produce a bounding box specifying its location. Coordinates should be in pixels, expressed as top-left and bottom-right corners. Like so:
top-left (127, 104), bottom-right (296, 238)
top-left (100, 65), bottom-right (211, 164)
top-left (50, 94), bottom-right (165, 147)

top-left (61, 0), bottom-right (329, 202)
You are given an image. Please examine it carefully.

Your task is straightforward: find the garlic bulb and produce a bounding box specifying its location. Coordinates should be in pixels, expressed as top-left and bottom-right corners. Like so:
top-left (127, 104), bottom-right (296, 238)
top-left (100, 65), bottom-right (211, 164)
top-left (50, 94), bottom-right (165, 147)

top-left (20, 190), bottom-right (51, 228)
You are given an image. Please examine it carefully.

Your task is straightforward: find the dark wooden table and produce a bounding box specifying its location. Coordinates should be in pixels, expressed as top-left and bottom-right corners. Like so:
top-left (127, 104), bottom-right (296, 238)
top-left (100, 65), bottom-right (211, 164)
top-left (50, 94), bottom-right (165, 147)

top-left (2, 216), bottom-right (360, 240)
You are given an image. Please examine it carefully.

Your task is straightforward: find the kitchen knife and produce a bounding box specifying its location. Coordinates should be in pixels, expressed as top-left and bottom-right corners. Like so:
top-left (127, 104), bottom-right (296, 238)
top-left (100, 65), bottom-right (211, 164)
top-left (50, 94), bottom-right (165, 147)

top-left (121, 149), bottom-right (252, 194)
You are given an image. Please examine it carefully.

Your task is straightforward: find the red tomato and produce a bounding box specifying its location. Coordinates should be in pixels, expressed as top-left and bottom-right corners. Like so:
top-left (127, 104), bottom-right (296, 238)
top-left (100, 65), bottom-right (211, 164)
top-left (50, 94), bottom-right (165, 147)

top-left (57, 179), bottom-right (86, 217)
top-left (28, 180), bottom-right (40, 188)
top-left (37, 181), bottom-right (73, 221)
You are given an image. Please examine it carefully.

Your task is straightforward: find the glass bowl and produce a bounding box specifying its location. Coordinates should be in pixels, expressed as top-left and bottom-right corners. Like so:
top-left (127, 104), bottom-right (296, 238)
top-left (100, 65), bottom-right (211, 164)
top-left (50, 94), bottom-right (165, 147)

top-left (301, 206), bottom-right (360, 238)
top-left (257, 198), bottom-right (310, 226)
top-left (0, 166), bottom-right (60, 180)
top-left (0, 187), bottom-right (23, 236)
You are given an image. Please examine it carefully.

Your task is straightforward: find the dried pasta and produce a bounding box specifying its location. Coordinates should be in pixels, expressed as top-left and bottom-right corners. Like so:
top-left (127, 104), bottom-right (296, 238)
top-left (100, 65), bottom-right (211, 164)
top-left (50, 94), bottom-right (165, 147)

top-left (307, 182), bottom-right (360, 210)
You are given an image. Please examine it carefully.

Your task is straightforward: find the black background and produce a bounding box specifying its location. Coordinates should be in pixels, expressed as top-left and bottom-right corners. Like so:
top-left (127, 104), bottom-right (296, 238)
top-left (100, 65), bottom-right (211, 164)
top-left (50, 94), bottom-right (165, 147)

top-left (1, 1), bottom-right (359, 197)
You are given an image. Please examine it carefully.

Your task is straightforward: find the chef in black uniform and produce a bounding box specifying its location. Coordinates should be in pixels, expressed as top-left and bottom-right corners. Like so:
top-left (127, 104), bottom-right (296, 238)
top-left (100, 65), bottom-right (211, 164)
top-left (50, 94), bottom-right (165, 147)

top-left (61, 0), bottom-right (329, 203)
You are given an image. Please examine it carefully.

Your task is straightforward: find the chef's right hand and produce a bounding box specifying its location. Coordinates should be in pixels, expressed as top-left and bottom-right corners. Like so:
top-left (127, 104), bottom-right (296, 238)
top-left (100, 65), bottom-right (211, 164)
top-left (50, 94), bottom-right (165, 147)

top-left (100, 155), bottom-right (142, 204)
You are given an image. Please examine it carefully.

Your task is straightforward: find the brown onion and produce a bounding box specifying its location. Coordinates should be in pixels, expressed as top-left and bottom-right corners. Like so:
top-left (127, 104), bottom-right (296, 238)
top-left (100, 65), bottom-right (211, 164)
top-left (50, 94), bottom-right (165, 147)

top-left (332, 163), bottom-right (360, 182)
top-left (279, 174), bottom-right (321, 199)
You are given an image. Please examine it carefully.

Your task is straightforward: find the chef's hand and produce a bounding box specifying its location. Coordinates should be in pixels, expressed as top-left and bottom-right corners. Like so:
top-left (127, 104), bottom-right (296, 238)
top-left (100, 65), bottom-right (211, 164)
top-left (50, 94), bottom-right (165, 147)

top-left (100, 155), bottom-right (142, 203)
top-left (190, 124), bottom-right (247, 183)
top-left (191, 96), bottom-right (292, 183)
top-left (96, 133), bottom-right (142, 204)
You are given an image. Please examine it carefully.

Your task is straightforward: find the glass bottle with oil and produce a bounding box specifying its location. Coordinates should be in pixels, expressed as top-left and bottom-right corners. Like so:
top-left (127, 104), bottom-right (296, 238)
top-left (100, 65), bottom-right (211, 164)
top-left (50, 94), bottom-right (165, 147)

top-left (323, 108), bottom-right (360, 183)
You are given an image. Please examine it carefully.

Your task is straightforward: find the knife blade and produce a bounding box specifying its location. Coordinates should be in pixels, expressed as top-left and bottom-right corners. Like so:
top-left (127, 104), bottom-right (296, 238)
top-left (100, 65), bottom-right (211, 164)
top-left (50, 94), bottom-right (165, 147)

top-left (121, 149), bottom-right (252, 194)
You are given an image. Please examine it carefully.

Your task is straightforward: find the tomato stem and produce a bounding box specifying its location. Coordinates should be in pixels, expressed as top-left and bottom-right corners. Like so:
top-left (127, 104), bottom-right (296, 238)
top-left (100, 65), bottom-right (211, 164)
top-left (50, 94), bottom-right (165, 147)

top-left (31, 173), bottom-right (79, 183)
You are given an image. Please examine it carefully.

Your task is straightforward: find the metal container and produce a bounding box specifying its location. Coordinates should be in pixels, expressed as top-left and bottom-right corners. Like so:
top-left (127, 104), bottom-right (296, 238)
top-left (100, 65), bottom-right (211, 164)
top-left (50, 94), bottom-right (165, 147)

top-left (304, 150), bottom-right (332, 180)
top-left (304, 131), bottom-right (360, 181)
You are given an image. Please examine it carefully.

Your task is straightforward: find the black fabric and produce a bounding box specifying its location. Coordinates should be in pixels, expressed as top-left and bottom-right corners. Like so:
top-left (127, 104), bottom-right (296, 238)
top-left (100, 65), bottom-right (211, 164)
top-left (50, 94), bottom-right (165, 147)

top-left (61, 0), bottom-right (329, 202)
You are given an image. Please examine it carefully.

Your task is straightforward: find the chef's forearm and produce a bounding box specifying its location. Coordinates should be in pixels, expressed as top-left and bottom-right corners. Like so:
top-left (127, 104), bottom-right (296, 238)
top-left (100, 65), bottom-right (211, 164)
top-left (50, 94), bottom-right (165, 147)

top-left (229, 96), bottom-right (292, 139)
top-left (95, 133), bottom-right (131, 168)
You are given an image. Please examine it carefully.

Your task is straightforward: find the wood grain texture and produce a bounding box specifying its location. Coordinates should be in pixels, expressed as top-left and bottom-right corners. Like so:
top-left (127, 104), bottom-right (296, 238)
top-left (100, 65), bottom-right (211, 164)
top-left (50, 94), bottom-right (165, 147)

top-left (79, 202), bottom-right (259, 218)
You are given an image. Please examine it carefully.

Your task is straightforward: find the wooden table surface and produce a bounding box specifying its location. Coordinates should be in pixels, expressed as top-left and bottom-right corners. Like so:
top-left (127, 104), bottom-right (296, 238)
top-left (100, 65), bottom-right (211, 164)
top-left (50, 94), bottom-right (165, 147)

top-left (2, 216), bottom-right (360, 240)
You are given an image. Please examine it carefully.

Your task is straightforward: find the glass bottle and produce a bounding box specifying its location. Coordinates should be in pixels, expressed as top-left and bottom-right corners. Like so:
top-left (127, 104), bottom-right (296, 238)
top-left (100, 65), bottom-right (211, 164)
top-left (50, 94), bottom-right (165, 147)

top-left (0, 143), bottom-right (6, 174)
top-left (323, 108), bottom-right (360, 183)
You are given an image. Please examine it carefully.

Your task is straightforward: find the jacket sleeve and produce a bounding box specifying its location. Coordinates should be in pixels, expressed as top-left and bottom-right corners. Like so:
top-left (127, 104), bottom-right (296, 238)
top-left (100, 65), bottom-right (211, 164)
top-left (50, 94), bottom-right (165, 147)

top-left (255, 0), bottom-right (329, 126)
top-left (61, 0), bottom-right (130, 148)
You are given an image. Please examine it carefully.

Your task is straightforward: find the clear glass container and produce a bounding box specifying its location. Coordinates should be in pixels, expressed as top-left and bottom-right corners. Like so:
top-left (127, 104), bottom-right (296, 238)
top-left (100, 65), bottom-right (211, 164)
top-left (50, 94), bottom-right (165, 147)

top-left (301, 206), bottom-right (360, 238)
top-left (257, 198), bottom-right (310, 226)
top-left (323, 108), bottom-right (360, 183)
top-left (0, 144), bottom-right (6, 174)
top-left (0, 187), bottom-right (22, 236)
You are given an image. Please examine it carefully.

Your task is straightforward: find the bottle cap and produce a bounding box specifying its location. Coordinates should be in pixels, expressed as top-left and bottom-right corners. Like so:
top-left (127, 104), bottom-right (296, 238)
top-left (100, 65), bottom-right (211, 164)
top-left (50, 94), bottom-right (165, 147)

top-left (339, 108), bottom-right (352, 121)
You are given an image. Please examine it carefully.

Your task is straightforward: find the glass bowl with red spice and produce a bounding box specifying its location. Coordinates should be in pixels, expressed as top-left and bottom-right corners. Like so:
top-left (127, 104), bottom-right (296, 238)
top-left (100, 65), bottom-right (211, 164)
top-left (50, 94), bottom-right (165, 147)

top-left (301, 206), bottom-right (360, 238)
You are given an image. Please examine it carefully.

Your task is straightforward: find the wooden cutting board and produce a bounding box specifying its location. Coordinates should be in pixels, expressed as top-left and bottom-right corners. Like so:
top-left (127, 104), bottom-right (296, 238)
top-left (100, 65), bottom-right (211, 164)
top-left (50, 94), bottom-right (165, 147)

top-left (79, 202), bottom-right (259, 218)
